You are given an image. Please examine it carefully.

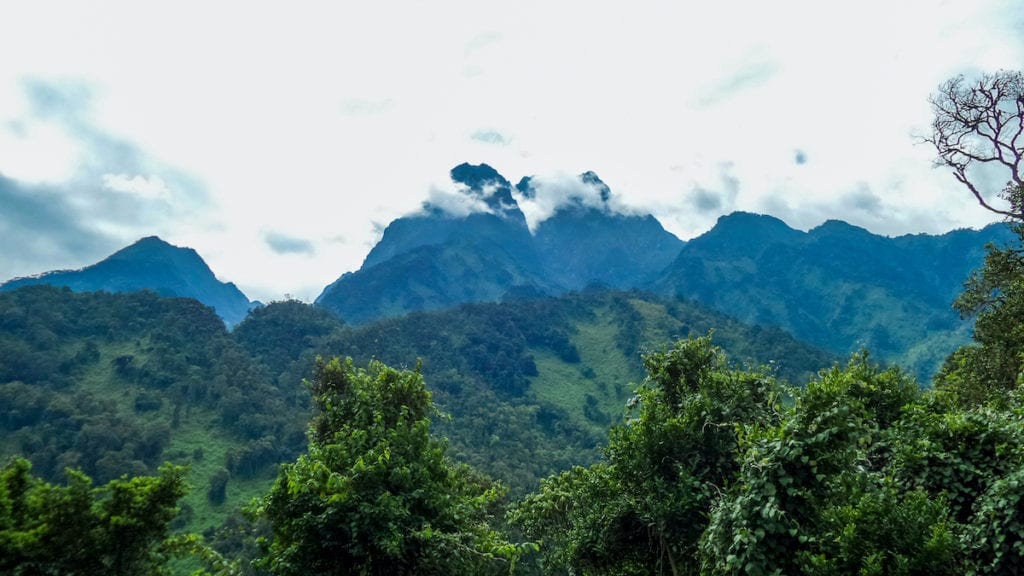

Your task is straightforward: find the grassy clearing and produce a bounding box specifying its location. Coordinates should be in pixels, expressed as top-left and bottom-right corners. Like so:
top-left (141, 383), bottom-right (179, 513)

top-left (528, 306), bottom-right (644, 437)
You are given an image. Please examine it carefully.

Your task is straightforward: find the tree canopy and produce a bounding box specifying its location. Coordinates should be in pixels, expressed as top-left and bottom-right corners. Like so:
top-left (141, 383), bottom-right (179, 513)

top-left (0, 458), bottom-right (187, 576)
top-left (255, 357), bottom-right (525, 576)
top-left (928, 70), bottom-right (1023, 219)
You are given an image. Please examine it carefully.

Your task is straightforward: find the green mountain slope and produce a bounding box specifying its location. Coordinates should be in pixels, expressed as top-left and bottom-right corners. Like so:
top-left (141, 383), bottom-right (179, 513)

top-left (652, 212), bottom-right (1013, 380)
top-left (0, 236), bottom-right (254, 326)
top-left (309, 290), bottom-right (834, 492)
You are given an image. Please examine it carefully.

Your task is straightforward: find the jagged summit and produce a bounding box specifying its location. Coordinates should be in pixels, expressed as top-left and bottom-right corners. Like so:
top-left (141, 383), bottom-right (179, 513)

top-left (579, 171), bottom-right (611, 203)
top-left (447, 162), bottom-right (522, 219)
top-left (319, 163), bottom-right (684, 322)
top-left (515, 176), bottom-right (536, 199)
top-left (450, 162), bottom-right (510, 189)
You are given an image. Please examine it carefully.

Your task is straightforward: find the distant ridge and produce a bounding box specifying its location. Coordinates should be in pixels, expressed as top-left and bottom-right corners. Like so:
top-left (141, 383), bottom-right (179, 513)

top-left (0, 236), bottom-right (254, 325)
top-left (651, 212), bottom-right (1013, 378)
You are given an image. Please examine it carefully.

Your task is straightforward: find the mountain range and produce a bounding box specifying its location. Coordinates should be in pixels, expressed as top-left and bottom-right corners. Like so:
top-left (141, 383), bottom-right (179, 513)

top-left (314, 163), bottom-right (1011, 378)
top-left (315, 163), bottom-right (685, 323)
top-left (652, 211), bottom-right (1013, 377)
top-left (0, 162), bottom-right (1012, 379)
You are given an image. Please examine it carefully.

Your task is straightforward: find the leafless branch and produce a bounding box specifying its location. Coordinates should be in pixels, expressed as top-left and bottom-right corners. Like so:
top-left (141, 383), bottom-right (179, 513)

top-left (928, 71), bottom-right (1024, 219)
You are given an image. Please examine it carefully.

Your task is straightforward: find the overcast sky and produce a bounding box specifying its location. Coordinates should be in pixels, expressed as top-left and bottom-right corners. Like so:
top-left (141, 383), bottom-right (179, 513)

top-left (1, 1), bottom-right (1022, 303)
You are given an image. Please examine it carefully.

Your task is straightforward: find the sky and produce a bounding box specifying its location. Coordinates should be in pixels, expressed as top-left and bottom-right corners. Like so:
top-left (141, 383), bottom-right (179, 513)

top-left (1, 1), bottom-right (1022, 303)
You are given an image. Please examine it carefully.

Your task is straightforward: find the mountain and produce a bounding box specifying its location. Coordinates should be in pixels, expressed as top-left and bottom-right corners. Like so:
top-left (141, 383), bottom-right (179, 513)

top-left (531, 172), bottom-right (685, 289)
top-left (0, 236), bottom-right (254, 325)
top-left (316, 163), bottom-right (553, 323)
top-left (317, 163), bottom-right (684, 323)
top-left (651, 212), bottom-right (1014, 379)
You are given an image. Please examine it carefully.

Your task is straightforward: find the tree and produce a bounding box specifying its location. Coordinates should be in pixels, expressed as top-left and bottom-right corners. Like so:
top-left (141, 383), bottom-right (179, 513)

top-left (0, 457), bottom-right (188, 575)
top-left (254, 357), bottom-right (523, 576)
top-left (700, 354), bottom-right (960, 576)
top-left (928, 69), bottom-right (1024, 402)
top-left (936, 197), bottom-right (1024, 402)
top-left (511, 335), bottom-right (783, 575)
top-left (928, 70), bottom-right (1023, 219)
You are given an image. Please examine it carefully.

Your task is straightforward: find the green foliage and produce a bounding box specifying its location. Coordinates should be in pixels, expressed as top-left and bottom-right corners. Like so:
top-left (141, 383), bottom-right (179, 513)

top-left (0, 287), bottom-right (834, 572)
top-left (0, 457), bottom-right (187, 575)
top-left (0, 287), bottom-right (308, 485)
top-left (256, 357), bottom-right (524, 576)
top-left (802, 486), bottom-right (959, 576)
top-left (889, 402), bottom-right (1024, 524)
top-left (936, 185), bottom-right (1024, 405)
top-left (699, 354), bottom-right (950, 576)
top-left (207, 468), bottom-right (230, 506)
top-left (232, 300), bottom-right (343, 385)
top-left (966, 463), bottom-right (1024, 575)
top-left (514, 340), bottom-right (999, 575)
top-left (513, 335), bottom-right (784, 575)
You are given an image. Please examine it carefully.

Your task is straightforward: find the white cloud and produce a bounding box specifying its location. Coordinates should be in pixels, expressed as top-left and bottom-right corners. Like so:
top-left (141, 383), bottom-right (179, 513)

top-left (422, 183), bottom-right (493, 218)
top-left (101, 173), bottom-right (171, 200)
top-left (515, 172), bottom-right (639, 231)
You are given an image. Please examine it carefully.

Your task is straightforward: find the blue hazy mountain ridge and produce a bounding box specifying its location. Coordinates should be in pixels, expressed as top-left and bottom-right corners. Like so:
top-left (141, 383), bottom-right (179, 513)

top-left (0, 236), bottom-right (253, 326)
top-left (315, 163), bottom-right (686, 323)
top-left (650, 211), bottom-right (1014, 378)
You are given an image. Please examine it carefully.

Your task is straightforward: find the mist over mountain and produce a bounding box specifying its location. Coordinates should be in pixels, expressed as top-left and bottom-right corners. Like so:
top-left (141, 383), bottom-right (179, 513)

top-left (316, 163), bottom-right (684, 322)
top-left (0, 236), bottom-right (254, 325)
top-left (532, 171), bottom-right (684, 289)
top-left (315, 163), bottom-right (551, 324)
top-left (311, 163), bottom-right (1007, 381)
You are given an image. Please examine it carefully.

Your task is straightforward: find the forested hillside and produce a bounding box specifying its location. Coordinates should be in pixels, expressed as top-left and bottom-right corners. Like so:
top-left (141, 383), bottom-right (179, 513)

top-left (0, 285), bottom-right (833, 547)
top-left (0, 286), bottom-right (307, 536)
top-left (237, 289), bottom-right (834, 494)
top-left (652, 212), bottom-right (1012, 379)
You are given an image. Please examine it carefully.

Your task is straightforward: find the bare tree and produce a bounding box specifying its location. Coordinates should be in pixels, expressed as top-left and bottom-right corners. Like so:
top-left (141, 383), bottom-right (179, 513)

top-left (928, 70), bottom-right (1024, 219)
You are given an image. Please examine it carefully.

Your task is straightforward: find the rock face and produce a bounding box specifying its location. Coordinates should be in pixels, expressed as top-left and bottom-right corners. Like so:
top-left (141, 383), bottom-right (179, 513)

top-left (316, 164), bottom-right (684, 323)
top-left (0, 236), bottom-right (253, 326)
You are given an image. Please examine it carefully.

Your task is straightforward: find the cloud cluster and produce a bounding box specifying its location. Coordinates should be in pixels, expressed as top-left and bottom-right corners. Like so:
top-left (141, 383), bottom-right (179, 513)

top-left (0, 79), bottom-right (210, 283)
top-left (685, 163), bottom-right (741, 215)
top-left (0, 0), bottom-right (1020, 301)
top-left (422, 183), bottom-right (494, 218)
top-left (515, 172), bottom-right (638, 231)
top-left (470, 129), bottom-right (510, 145)
top-left (264, 232), bottom-right (316, 256)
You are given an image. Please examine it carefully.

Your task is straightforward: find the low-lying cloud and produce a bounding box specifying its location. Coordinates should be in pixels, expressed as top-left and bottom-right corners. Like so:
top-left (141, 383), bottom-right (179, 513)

top-left (422, 183), bottom-right (494, 218)
top-left (264, 232), bottom-right (316, 256)
top-left (515, 172), bottom-right (637, 231)
top-left (470, 129), bottom-right (510, 145)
